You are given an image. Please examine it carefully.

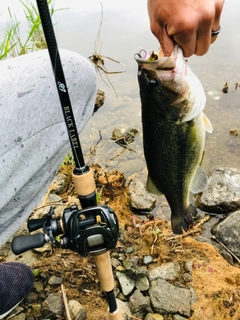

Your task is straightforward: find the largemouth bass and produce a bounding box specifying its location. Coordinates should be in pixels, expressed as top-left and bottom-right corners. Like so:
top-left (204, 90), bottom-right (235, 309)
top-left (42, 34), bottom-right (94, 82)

top-left (135, 46), bottom-right (212, 234)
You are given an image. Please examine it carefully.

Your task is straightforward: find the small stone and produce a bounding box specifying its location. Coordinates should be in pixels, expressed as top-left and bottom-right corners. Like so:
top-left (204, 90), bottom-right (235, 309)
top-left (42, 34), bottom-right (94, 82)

top-left (48, 275), bottom-right (63, 285)
top-left (182, 272), bottom-right (192, 282)
top-left (126, 247), bottom-right (133, 254)
top-left (145, 313), bottom-right (164, 320)
top-left (41, 293), bottom-right (64, 319)
top-left (68, 300), bottom-right (87, 320)
top-left (111, 257), bottom-right (122, 269)
top-left (116, 271), bottom-right (135, 296)
top-left (34, 281), bottom-right (44, 292)
top-left (25, 291), bottom-right (38, 304)
top-left (143, 255), bottom-right (153, 265)
top-left (129, 289), bottom-right (150, 313)
top-left (135, 276), bottom-right (150, 291)
top-left (123, 259), bottom-right (134, 269)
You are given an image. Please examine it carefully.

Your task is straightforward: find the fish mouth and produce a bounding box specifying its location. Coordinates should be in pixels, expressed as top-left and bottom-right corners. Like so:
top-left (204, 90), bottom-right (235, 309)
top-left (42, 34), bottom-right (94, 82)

top-left (134, 46), bottom-right (187, 77)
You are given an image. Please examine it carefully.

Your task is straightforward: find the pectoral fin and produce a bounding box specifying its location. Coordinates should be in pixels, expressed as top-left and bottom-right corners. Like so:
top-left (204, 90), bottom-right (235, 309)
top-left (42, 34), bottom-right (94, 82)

top-left (191, 166), bottom-right (208, 194)
top-left (146, 175), bottom-right (163, 196)
top-left (202, 112), bottom-right (213, 133)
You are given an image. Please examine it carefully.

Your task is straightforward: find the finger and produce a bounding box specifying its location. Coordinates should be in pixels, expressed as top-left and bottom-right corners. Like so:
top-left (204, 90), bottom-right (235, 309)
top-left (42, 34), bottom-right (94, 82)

top-left (195, 21), bottom-right (212, 56)
top-left (171, 31), bottom-right (197, 58)
top-left (150, 23), bottom-right (175, 56)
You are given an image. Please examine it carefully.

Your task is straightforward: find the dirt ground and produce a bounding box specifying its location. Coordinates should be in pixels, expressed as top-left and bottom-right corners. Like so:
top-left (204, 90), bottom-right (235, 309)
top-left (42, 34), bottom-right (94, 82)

top-left (1, 164), bottom-right (240, 320)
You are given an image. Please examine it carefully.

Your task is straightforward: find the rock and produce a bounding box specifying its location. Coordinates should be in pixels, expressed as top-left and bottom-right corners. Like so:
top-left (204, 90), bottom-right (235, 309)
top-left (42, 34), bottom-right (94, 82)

top-left (145, 313), bottom-right (164, 320)
top-left (111, 257), bottom-right (122, 269)
top-left (94, 89), bottom-right (105, 113)
top-left (135, 276), bottom-right (150, 291)
top-left (48, 275), bottom-right (63, 285)
top-left (129, 289), bottom-right (151, 313)
top-left (149, 279), bottom-right (192, 317)
top-left (129, 180), bottom-right (156, 211)
top-left (41, 293), bottom-right (64, 319)
top-left (195, 167), bottom-right (240, 213)
top-left (211, 210), bottom-right (240, 257)
top-left (25, 291), bottom-right (38, 304)
top-left (149, 262), bottom-right (181, 282)
top-left (126, 247), bottom-right (133, 254)
top-left (68, 300), bottom-right (87, 320)
top-left (33, 281), bottom-right (44, 293)
top-left (116, 271), bottom-right (135, 296)
top-left (51, 173), bottom-right (68, 194)
top-left (143, 255), bottom-right (154, 265)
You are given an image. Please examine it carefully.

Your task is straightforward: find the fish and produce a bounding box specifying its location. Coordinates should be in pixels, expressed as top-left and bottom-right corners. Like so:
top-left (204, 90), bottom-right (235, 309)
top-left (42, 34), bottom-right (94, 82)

top-left (135, 45), bottom-right (213, 234)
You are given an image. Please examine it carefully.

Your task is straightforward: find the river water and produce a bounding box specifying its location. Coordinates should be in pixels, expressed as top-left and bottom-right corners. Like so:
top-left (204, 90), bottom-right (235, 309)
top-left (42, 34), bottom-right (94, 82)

top-left (1, 0), bottom-right (240, 221)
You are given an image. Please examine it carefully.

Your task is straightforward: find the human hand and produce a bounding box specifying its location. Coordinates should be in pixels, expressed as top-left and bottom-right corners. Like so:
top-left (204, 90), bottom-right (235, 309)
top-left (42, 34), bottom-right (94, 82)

top-left (147, 0), bottom-right (225, 57)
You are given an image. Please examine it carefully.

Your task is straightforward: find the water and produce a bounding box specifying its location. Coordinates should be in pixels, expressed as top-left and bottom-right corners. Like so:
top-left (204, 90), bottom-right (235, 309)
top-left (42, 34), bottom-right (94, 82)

top-left (1, 0), bottom-right (240, 221)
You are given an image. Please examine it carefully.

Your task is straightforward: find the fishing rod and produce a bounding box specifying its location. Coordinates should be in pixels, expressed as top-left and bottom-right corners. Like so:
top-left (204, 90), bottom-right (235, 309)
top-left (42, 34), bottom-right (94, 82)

top-left (11, 1), bottom-right (123, 319)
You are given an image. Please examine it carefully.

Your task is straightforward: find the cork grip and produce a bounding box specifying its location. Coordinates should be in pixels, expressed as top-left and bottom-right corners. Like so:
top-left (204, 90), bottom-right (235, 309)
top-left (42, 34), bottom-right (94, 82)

top-left (72, 168), bottom-right (96, 196)
top-left (108, 308), bottom-right (123, 320)
top-left (93, 252), bottom-right (114, 291)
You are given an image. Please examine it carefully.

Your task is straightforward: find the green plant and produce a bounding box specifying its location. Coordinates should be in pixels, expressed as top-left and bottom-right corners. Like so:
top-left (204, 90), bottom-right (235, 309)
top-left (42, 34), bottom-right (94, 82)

top-left (0, 0), bottom-right (67, 60)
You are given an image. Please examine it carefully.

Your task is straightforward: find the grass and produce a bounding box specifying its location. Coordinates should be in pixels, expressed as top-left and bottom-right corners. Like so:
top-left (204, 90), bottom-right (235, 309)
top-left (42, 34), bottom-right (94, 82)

top-left (0, 0), bottom-right (67, 60)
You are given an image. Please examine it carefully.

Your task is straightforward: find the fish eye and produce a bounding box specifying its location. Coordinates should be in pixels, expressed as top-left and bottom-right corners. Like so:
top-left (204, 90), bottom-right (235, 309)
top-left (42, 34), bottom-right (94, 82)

top-left (148, 79), bottom-right (158, 90)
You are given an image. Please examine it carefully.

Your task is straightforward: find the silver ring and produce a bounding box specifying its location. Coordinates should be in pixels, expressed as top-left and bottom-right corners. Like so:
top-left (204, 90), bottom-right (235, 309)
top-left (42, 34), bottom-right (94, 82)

top-left (211, 26), bottom-right (221, 36)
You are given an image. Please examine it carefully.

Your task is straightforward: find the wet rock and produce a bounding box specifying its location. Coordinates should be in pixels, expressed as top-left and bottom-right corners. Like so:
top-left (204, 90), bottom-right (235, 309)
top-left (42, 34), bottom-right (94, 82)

top-left (148, 262), bottom-right (181, 282)
top-left (129, 289), bottom-right (151, 313)
top-left (149, 279), bottom-right (192, 317)
top-left (94, 89), bottom-right (105, 113)
top-left (195, 167), bottom-right (240, 213)
top-left (129, 180), bottom-right (156, 211)
top-left (68, 300), bottom-right (87, 320)
top-left (116, 271), bottom-right (135, 296)
top-left (41, 292), bottom-right (64, 319)
top-left (211, 210), bottom-right (240, 257)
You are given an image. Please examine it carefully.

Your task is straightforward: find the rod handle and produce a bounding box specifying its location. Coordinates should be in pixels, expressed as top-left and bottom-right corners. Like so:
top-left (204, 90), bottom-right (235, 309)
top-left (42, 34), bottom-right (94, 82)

top-left (93, 252), bottom-right (114, 292)
top-left (12, 233), bottom-right (45, 255)
top-left (108, 308), bottom-right (123, 320)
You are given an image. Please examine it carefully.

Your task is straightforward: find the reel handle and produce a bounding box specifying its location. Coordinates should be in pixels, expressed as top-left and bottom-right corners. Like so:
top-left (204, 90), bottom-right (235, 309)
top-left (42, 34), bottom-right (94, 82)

top-left (12, 233), bottom-right (46, 255)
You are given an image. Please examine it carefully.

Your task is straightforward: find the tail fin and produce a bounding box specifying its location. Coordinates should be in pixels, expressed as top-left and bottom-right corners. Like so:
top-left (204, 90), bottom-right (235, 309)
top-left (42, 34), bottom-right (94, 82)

top-left (171, 204), bottom-right (197, 234)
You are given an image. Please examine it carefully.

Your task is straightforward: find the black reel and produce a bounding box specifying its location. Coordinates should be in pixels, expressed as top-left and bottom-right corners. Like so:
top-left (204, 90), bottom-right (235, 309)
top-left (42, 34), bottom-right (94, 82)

top-left (12, 205), bottom-right (119, 257)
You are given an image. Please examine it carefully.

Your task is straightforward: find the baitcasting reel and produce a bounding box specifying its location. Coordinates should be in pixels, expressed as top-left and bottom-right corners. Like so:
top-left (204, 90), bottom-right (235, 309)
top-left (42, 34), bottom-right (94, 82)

top-left (12, 204), bottom-right (119, 257)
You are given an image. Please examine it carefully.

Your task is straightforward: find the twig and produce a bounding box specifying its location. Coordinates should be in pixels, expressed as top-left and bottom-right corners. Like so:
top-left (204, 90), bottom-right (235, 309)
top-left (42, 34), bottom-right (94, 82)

top-left (61, 284), bottom-right (71, 320)
top-left (90, 130), bottom-right (102, 155)
top-left (166, 228), bottom-right (202, 241)
top-left (211, 236), bottom-right (240, 264)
